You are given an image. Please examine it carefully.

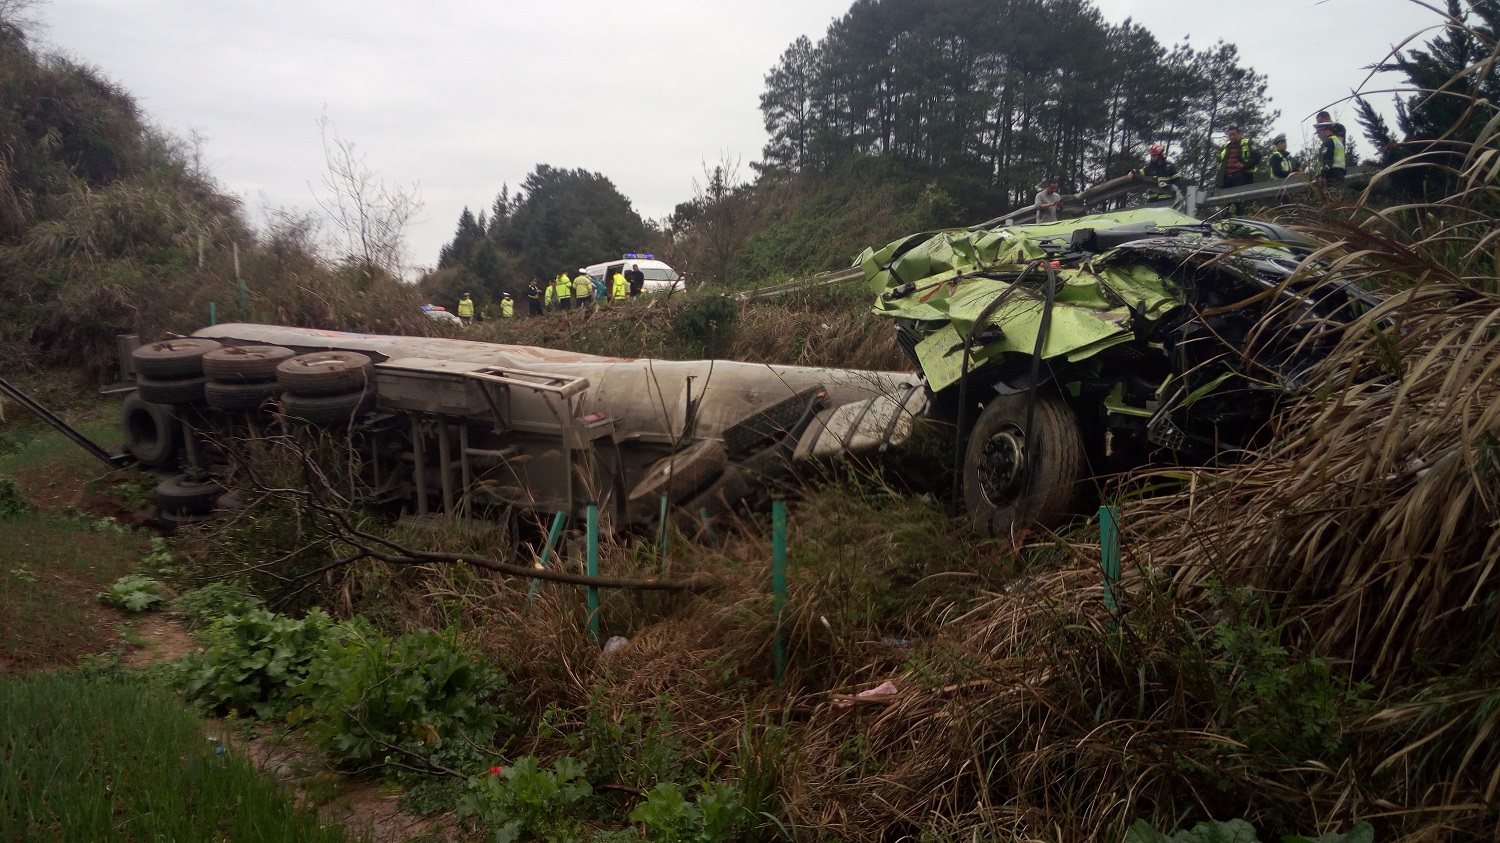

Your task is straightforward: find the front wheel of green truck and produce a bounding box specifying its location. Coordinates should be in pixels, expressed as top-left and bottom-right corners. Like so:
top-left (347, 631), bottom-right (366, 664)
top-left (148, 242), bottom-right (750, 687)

top-left (963, 392), bottom-right (1085, 538)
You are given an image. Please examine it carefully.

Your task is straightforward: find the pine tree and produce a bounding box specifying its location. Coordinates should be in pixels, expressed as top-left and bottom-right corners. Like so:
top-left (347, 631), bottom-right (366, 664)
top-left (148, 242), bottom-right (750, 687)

top-left (1359, 0), bottom-right (1500, 195)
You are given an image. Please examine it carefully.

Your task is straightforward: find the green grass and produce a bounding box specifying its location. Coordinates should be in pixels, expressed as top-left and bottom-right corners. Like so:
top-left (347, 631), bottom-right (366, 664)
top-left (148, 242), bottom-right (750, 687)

top-left (0, 671), bottom-right (362, 842)
top-left (0, 515), bottom-right (146, 668)
top-left (0, 415), bottom-right (150, 669)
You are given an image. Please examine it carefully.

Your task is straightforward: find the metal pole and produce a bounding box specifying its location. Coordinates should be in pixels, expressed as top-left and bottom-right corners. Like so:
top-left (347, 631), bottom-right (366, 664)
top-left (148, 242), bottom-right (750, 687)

top-left (528, 511), bottom-right (568, 604)
top-left (586, 503), bottom-right (600, 641)
top-left (772, 499), bottom-right (788, 683)
top-left (1100, 505), bottom-right (1121, 615)
top-left (209, 301), bottom-right (217, 326)
top-left (233, 242), bottom-right (248, 313)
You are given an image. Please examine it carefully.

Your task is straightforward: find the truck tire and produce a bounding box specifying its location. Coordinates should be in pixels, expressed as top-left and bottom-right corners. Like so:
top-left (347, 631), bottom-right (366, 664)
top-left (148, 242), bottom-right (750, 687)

top-left (121, 392), bottom-right (178, 468)
top-left (281, 387), bottom-right (376, 425)
top-left (277, 351), bottom-right (375, 396)
top-left (628, 439), bottom-right (727, 503)
top-left (135, 375), bottom-right (210, 406)
top-left (963, 393), bottom-right (1085, 538)
top-left (131, 338), bottom-right (222, 379)
top-left (202, 345), bottom-right (295, 382)
top-left (154, 474), bottom-right (222, 515)
top-left (205, 379), bottom-right (282, 412)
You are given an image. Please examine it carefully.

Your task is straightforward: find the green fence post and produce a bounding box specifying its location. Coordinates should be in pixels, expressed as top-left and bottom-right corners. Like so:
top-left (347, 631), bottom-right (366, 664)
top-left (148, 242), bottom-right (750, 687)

top-left (772, 499), bottom-right (788, 683)
top-left (209, 301), bottom-right (217, 326)
top-left (1100, 505), bottom-right (1121, 615)
top-left (657, 494), bottom-right (669, 574)
top-left (528, 511), bottom-right (568, 604)
top-left (586, 503), bottom-right (600, 642)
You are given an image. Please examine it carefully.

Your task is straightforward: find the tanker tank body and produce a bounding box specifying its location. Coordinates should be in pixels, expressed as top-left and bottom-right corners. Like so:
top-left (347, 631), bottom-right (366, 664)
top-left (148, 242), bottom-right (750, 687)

top-left (165, 324), bottom-right (929, 530)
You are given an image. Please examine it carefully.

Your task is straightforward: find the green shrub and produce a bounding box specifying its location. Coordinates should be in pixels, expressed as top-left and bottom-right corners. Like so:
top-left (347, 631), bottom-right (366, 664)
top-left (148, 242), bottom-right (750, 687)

top-left (170, 580), bottom-right (263, 630)
top-left (628, 781), bottom-right (748, 843)
top-left (175, 607), bottom-right (341, 718)
top-left (0, 475), bottom-right (28, 516)
top-left (293, 626), bottom-right (510, 777)
top-left (539, 694), bottom-right (692, 790)
top-left (1125, 818), bottom-right (1374, 843)
top-left (672, 295), bottom-right (740, 356)
top-left (457, 755), bottom-right (592, 843)
top-left (98, 573), bottom-right (165, 612)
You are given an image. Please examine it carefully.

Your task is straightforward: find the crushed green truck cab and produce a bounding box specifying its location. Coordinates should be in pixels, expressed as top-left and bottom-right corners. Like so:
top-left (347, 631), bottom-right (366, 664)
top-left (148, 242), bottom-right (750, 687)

top-left (859, 208), bottom-right (1379, 536)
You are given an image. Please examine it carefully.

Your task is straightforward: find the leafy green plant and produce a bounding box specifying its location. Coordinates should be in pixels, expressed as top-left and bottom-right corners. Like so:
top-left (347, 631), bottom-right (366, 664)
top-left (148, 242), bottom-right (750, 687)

top-left (540, 694), bottom-right (692, 790)
top-left (628, 781), bottom-right (748, 843)
top-left (0, 475), bottom-right (28, 516)
top-left (175, 607), bottom-right (341, 718)
top-left (137, 535), bottom-right (180, 578)
top-left (457, 755), bottom-right (593, 843)
top-left (170, 580), bottom-right (263, 630)
top-left (1125, 818), bottom-right (1373, 843)
top-left (293, 625), bottom-right (510, 777)
top-left (1198, 587), bottom-right (1366, 760)
top-left (98, 573), bottom-right (166, 612)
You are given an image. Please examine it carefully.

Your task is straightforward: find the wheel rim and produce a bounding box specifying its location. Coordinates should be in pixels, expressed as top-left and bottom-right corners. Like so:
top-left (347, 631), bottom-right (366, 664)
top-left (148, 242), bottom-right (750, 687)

top-left (977, 423), bottom-right (1027, 508)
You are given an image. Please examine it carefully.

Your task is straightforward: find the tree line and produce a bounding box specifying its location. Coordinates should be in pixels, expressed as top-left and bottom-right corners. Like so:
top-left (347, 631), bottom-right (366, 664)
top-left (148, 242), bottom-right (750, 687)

top-left (758, 0), bottom-right (1275, 206)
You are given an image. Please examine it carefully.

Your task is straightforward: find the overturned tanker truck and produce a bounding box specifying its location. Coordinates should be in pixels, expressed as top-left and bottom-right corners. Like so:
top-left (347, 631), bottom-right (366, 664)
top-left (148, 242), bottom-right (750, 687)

top-left (117, 208), bottom-right (1378, 537)
top-left (120, 323), bottom-right (928, 531)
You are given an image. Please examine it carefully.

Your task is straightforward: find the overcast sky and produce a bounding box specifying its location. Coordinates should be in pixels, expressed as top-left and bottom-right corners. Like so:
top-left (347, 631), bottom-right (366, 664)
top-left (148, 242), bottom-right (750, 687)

top-left (36, 0), bottom-right (1441, 272)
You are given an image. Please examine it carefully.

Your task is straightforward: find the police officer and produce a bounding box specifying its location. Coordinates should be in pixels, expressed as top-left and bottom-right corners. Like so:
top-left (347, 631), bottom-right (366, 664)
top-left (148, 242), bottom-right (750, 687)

top-left (525, 278), bottom-right (544, 316)
top-left (500, 292), bottom-right (515, 318)
top-left (1268, 133), bottom-right (1298, 179)
top-left (457, 292), bottom-right (475, 324)
top-left (1316, 122), bottom-right (1346, 189)
top-left (610, 270), bottom-right (628, 303)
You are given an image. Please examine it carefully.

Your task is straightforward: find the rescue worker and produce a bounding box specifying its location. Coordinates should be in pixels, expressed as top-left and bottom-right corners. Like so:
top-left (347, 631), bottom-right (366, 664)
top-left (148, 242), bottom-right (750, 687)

top-left (1316, 122), bottom-right (1346, 189)
top-left (548, 273), bottom-right (571, 311)
top-left (625, 263), bottom-right (645, 297)
top-left (457, 292), bottom-right (475, 325)
top-left (525, 278), bottom-right (544, 316)
top-left (572, 270), bottom-right (593, 310)
top-left (1217, 125), bottom-right (1260, 189)
top-left (500, 292), bottom-right (515, 318)
top-left (610, 270), bottom-right (628, 302)
top-left (1268, 133), bottom-right (1298, 179)
top-left (1131, 144), bottom-right (1183, 203)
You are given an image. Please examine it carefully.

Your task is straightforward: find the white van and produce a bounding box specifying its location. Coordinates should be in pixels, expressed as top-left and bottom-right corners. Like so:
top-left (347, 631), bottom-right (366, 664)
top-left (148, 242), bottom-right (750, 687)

top-left (583, 254), bottom-right (685, 295)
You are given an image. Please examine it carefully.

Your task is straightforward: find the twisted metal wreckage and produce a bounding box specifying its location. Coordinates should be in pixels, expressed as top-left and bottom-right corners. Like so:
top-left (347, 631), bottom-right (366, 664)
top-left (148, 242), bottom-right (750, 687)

top-left (2, 208), bottom-right (1377, 539)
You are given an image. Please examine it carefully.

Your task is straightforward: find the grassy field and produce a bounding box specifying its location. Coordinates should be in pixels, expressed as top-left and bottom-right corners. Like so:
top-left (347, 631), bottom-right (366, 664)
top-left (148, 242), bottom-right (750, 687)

top-left (0, 409), bottom-right (153, 669)
top-left (0, 670), bottom-right (359, 842)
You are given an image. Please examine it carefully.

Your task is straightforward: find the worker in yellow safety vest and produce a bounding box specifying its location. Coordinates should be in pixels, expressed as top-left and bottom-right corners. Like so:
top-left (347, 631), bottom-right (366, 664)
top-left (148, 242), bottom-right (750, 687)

top-left (572, 270), bottom-right (593, 309)
top-left (610, 271), bottom-right (628, 303)
top-left (457, 292), bottom-right (475, 324)
top-left (500, 292), bottom-right (514, 318)
top-left (548, 274), bottom-right (571, 310)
